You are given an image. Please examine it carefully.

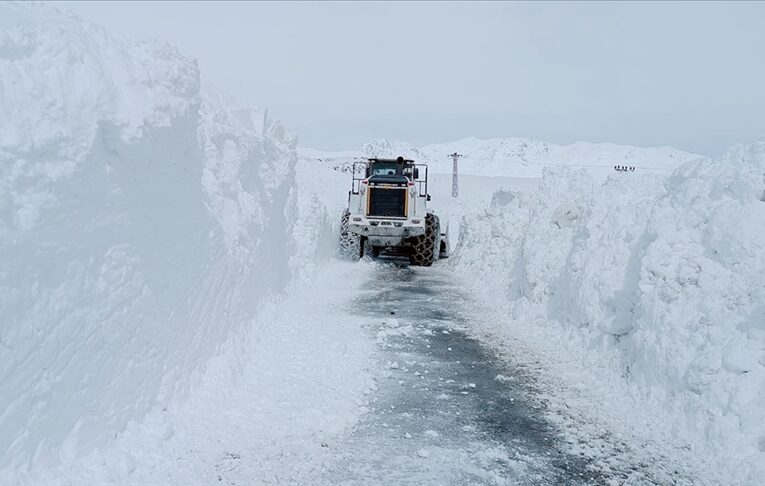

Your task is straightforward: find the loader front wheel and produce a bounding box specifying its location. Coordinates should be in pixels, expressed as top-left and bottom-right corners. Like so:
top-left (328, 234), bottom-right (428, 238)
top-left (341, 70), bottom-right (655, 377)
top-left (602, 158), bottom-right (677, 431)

top-left (409, 213), bottom-right (439, 267)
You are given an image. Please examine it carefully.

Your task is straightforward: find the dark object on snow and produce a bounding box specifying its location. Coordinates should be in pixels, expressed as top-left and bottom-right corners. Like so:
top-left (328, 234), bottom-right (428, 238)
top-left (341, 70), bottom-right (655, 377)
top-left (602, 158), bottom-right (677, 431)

top-left (614, 165), bottom-right (636, 173)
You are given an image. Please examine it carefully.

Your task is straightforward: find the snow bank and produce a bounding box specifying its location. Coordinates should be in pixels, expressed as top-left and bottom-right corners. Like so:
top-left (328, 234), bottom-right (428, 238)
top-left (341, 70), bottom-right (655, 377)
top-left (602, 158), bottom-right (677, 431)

top-left (453, 143), bottom-right (765, 482)
top-left (0, 4), bottom-right (333, 479)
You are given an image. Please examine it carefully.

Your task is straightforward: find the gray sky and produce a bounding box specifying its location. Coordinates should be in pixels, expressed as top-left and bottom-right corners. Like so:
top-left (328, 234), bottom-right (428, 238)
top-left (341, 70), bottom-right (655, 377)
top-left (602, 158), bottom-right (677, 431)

top-left (57, 1), bottom-right (765, 155)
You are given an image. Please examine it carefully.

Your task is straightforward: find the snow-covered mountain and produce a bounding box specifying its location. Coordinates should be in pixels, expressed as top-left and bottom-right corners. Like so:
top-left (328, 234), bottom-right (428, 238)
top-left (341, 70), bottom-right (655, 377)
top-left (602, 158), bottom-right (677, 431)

top-left (299, 136), bottom-right (701, 178)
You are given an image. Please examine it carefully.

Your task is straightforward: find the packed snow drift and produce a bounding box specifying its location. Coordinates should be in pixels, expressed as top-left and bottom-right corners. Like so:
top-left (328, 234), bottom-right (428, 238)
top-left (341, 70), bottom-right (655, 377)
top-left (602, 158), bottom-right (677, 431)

top-left (0, 4), bottom-right (350, 483)
top-left (452, 144), bottom-right (765, 483)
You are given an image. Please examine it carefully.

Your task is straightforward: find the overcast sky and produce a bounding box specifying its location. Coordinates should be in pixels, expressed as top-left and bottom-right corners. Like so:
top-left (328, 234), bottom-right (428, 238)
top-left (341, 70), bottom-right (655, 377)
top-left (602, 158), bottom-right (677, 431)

top-left (58, 1), bottom-right (765, 155)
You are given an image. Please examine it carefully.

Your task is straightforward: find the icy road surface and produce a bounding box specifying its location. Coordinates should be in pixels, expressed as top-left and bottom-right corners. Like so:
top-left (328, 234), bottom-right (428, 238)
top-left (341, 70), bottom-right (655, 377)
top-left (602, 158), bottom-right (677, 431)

top-left (315, 262), bottom-right (661, 485)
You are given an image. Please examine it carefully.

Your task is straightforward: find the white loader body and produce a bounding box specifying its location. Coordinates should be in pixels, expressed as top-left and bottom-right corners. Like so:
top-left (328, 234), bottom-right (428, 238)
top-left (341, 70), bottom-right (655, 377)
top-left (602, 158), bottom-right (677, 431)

top-left (347, 158), bottom-right (430, 247)
top-left (340, 157), bottom-right (446, 266)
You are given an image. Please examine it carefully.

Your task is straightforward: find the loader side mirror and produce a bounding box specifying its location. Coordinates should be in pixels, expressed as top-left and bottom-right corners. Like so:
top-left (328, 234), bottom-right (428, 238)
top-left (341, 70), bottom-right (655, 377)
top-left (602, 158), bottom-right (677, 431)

top-left (413, 168), bottom-right (419, 179)
top-left (427, 194), bottom-right (432, 201)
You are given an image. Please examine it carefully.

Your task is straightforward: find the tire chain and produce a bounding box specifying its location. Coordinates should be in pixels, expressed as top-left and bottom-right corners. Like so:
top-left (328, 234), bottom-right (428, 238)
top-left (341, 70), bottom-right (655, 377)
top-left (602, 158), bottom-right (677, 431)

top-left (338, 209), bottom-right (361, 260)
top-left (410, 213), bottom-right (439, 266)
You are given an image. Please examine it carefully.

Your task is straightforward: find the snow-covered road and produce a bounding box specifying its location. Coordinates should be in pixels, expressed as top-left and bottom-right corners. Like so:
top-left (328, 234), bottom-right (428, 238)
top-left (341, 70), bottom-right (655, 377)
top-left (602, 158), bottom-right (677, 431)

top-left (309, 260), bottom-right (675, 485)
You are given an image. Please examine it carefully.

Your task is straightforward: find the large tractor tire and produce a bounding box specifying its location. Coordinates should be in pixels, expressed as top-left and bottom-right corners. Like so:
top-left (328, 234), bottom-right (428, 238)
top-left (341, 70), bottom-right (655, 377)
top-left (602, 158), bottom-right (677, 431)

top-left (339, 209), bottom-right (362, 260)
top-left (409, 213), bottom-right (440, 267)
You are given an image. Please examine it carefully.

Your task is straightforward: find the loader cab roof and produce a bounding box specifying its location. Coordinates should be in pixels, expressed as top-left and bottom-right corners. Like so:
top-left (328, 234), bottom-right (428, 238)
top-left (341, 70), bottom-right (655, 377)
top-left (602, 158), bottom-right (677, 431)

top-left (368, 157), bottom-right (415, 165)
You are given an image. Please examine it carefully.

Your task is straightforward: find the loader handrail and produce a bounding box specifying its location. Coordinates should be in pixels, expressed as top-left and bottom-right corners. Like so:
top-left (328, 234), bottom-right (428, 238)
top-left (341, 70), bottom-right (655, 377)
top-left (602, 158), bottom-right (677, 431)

top-left (351, 161), bottom-right (367, 195)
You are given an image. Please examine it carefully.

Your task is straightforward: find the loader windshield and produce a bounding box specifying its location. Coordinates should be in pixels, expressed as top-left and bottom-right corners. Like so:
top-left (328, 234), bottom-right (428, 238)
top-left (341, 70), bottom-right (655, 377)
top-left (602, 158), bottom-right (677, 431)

top-left (371, 163), bottom-right (398, 176)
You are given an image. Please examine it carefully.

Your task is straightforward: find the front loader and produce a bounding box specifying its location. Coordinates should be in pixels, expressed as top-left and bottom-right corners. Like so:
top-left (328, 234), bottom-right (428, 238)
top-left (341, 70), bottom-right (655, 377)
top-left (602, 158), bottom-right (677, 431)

top-left (339, 156), bottom-right (446, 266)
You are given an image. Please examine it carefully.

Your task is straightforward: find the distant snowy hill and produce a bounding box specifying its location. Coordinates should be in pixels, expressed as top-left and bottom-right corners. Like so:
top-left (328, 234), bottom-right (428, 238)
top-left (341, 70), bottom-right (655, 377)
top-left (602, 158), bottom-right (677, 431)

top-left (299, 137), bottom-right (701, 178)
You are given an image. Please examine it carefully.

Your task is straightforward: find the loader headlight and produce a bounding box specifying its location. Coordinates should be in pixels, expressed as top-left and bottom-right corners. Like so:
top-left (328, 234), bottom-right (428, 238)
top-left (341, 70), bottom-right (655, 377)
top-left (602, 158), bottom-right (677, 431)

top-left (411, 219), bottom-right (421, 224)
top-left (353, 217), bottom-right (362, 222)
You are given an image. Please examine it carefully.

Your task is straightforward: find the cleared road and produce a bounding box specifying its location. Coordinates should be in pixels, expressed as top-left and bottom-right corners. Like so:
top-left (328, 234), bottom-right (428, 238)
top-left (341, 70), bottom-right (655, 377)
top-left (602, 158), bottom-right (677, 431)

top-left (317, 262), bottom-right (626, 485)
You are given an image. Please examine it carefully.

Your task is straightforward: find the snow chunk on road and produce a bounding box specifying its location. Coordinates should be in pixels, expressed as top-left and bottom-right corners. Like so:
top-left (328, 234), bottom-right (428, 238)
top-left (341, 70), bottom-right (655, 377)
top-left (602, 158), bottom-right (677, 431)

top-left (376, 324), bottom-right (415, 342)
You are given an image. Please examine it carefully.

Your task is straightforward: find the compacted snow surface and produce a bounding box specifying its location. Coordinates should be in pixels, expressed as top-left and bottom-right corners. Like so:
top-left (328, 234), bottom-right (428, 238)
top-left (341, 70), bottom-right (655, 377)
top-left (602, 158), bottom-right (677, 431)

top-left (2, 3), bottom-right (764, 485)
top-left (314, 264), bottom-right (691, 486)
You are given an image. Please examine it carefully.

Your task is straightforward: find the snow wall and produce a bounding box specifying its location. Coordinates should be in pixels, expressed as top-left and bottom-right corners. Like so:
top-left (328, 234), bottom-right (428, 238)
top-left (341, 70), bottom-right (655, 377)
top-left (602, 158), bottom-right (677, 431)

top-left (0, 4), bottom-right (336, 474)
top-left (453, 143), bottom-right (765, 482)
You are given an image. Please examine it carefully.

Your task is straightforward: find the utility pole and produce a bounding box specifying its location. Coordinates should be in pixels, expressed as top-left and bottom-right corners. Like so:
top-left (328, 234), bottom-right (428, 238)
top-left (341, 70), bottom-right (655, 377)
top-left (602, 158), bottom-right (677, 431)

top-left (449, 152), bottom-right (462, 198)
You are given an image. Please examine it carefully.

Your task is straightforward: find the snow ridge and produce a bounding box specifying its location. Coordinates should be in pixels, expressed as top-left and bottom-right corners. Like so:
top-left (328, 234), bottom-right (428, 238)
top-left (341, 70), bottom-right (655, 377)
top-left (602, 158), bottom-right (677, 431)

top-left (453, 143), bottom-right (765, 483)
top-left (0, 4), bottom-right (328, 480)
